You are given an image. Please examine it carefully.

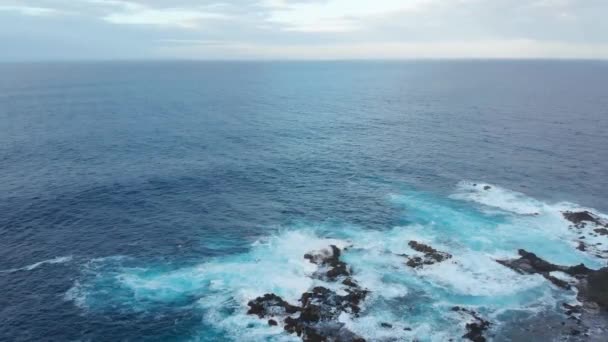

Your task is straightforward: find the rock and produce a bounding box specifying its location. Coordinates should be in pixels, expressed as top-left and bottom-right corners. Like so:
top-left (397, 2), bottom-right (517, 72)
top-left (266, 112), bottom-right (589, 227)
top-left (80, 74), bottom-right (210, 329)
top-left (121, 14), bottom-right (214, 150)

top-left (577, 241), bottom-right (587, 251)
top-left (282, 285), bottom-right (368, 341)
top-left (247, 293), bottom-right (299, 318)
top-left (464, 322), bottom-right (490, 342)
top-left (563, 211), bottom-right (606, 227)
top-left (405, 241), bottom-right (452, 268)
top-left (305, 245), bottom-right (351, 280)
top-left (451, 306), bottom-right (491, 342)
top-left (562, 303), bottom-right (582, 317)
top-left (483, 185), bottom-right (491, 190)
top-left (249, 245), bottom-right (369, 342)
top-left (380, 322), bottom-right (393, 328)
top-left (497, 249), bottom-right (608, 310)
top-left (342, 278), bottom-right (358, 287)
top-left (586, 268), bottom-right (608, 309)
top-left (594, 228), bottom-right (608, 236)
top-left (497, 249), bottom-right (592, 276)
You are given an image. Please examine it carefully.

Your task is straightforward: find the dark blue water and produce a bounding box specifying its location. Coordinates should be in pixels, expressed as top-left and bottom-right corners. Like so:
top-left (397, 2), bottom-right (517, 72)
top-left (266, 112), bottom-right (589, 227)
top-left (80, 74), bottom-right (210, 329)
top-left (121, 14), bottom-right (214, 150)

top-left (1, 61), bottom-right (607, 341)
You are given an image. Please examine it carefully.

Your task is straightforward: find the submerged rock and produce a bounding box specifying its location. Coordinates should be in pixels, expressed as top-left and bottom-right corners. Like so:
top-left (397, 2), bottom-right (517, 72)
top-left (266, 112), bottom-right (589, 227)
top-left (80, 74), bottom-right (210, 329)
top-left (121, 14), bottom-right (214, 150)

top-left (405, 241), bottom-right (452, 268)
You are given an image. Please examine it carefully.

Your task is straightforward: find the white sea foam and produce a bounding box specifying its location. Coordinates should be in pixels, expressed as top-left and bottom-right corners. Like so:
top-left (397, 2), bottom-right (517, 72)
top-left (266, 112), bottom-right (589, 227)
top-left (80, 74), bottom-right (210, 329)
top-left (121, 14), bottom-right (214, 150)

top-left (452, 181), bottom-right (546, 215)
top-left (65, 182), bottom-right (608, 340)
top-left (0, 255), bottom-right (72, 274)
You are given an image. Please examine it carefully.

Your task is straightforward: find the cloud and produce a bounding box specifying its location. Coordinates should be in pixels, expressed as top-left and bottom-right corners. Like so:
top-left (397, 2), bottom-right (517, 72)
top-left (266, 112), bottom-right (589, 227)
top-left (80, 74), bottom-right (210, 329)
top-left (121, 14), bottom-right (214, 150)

top-left (103, 7), bottom-right (227, 29)
top-left (264, 0), bottom-right (436, 33)
top-left (0, 5), bottom-right (64, 16)
top-left (79, 0), bottom-right (229, 28)
top-left (1, 0), bottom-right (608, 60)
top-left (156, 39), bottom-right (608, 60)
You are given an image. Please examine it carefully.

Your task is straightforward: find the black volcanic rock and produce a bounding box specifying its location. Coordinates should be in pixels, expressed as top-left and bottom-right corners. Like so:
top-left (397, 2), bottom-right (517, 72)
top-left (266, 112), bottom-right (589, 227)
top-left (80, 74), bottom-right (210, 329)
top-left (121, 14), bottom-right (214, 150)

top-left (497, 249), bottom-right (608, 309)
top-left (452, 306), bottom-right (491, 342)
top-left (305, 245), bottom-right (351, 280)
top-left (563, 211), bottom-right (606, 227)
top-left (595, 228), bottom-right (608, 236)
top-left (247, 293), bottom-right (299, 318)
top-left (248, 245), bottom-right (368, 342)
top-left (405, 241), bottom-right (452, 268)
top-left (586, 268), bottom-right (608, 309)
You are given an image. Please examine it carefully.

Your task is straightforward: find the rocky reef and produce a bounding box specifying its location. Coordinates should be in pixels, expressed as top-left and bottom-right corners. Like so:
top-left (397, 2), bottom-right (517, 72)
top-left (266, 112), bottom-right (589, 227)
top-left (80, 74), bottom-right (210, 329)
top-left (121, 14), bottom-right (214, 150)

top-left (247, 245), bottom-right (368, 342)
top-left (246, 242), bottom-right (493, 341)
top-left (496, 239), bottom-right (608, 338)
top-left (451, 306), bottom-right (492, 342)
top-left (402, 240), bottom-right (452, 269)
top-left (244, 211), bottom-right (608, 341)
top-left (563, 210), bottom-right (608, 259)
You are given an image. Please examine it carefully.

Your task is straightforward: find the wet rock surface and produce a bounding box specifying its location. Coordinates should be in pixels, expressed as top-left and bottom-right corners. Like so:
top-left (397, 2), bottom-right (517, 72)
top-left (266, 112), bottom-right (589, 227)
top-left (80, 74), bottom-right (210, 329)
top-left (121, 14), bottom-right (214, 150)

top-left (247, 245), bottom-right (368, 342)
top-left (404, 241), bottom-right (452, 268)
top-left (284, 285), bottom-right (369, 341)
top-left (563, 211), bottom-right (607, 227)
top-left (304, 245), bottom-right (351, 280)
top-left (587, 268), bottom-right (608, 309)
top-left (496, 249), bottom-right (593, 290)
top-left (497, 248), bottom-right (608, 339)
top-left (247, 293), bottom-right (300, 318)
top-left (451, 306), bottom-right (492, 342)
top-left (563, 211), bottom-right (608, 259)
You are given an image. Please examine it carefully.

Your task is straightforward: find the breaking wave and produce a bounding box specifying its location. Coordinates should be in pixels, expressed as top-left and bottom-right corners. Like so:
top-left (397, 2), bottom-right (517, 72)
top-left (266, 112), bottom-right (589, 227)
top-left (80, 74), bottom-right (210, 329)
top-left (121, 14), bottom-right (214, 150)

top-left (65, 182), bottom-right (607, 341)
top-left (0, 256), bottom-right (73, 274)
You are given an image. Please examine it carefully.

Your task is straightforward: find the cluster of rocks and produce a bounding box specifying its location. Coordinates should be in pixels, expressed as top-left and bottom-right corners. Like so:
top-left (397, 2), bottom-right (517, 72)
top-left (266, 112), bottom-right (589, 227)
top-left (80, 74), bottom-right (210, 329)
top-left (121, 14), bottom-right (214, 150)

top-left (247, 245), bottom-right (368, 342)
top-left (245, 211), bottom-right (608, 341)
top-left (496, 249), bottom-right (593, 290)
top-left (496, 245), bottom-right (608, 338)
top-left (496, 247), bottom-right (608, 309)
top-left (563, 211), bottom-right (608, 259)
top-left (304, 245), bottom-right (351, 280)
top-left (402, 240), bottom-right (452, 269)
top-left (451, 306), bottom-right (492, 342)
top-left (563, 211), bottom-right (608, 229)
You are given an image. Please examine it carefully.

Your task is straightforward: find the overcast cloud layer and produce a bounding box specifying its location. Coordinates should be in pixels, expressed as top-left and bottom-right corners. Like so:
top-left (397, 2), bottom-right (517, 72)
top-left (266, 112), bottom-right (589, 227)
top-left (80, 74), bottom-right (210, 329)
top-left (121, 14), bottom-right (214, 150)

top-left (1, 0), bottom-right (607, 60)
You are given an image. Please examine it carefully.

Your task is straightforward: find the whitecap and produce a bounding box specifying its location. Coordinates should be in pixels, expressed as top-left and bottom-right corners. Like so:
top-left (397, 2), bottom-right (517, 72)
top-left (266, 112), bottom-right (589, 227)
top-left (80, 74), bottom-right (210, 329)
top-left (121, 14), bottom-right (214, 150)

top-left (64, 182), bottom-right (608, 340)
top-left (0, 255), bottom-right (73, 274)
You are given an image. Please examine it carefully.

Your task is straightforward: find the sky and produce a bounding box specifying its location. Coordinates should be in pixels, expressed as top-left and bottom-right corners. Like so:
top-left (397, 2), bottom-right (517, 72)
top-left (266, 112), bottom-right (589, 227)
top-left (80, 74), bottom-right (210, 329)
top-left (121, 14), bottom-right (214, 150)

top-left (1, 0), bottom-right (607, 60)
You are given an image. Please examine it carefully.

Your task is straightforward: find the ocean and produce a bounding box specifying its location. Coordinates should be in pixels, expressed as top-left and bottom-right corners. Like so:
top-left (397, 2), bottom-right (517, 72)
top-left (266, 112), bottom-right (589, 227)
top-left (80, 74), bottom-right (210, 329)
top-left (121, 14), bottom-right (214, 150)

top-left (1, 60), bottom-right (607, 341)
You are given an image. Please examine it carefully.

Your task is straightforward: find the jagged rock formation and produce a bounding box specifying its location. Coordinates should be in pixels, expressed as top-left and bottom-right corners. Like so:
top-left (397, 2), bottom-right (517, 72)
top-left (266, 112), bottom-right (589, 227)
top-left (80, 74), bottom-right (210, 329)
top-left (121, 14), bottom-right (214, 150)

top-left (497, 248), bottom-right (608, 338)
top-left (452, 306), bottom-right (492, 342)
top-left (403, 240), bottom-right (452, 268)
top-left (247, 245), bottom-right (368, 342)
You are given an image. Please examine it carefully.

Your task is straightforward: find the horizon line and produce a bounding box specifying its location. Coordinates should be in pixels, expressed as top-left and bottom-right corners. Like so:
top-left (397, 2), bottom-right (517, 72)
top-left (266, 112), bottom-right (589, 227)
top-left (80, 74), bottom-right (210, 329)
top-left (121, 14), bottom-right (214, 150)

top-left (2, 57), bottom-right (608, 64)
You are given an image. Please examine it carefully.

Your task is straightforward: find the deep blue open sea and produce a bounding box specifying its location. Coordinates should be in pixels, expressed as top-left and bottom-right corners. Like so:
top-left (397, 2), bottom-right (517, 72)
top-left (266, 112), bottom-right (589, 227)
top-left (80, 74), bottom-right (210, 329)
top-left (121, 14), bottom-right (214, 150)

top-left (1, 61), bottom-right (607, 341)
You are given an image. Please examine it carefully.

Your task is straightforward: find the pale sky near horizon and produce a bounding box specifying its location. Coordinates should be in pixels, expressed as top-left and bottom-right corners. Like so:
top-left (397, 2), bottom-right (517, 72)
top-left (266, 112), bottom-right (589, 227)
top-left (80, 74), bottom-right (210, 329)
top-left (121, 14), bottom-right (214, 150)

top-left (1, 0), bottom-right (607, 61)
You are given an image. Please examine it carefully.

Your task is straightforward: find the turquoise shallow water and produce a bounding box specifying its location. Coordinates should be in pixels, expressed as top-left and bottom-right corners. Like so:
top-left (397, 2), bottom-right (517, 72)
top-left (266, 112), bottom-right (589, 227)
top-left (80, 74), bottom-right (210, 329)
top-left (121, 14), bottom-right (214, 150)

top-left (64, 183), bottom-right (607, 341)
top-left (1, 61), bottom-right (607, 340)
